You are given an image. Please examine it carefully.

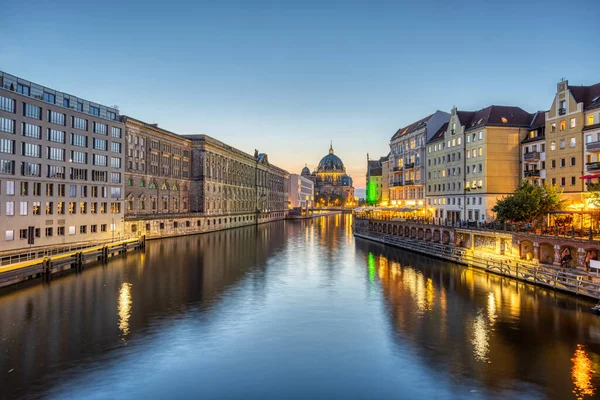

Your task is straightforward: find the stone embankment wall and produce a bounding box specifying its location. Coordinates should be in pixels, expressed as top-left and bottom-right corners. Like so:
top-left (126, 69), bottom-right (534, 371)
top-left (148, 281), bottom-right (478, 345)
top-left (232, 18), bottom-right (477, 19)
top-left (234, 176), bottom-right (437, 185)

top-left (353, 218), bottom-right (600, 299)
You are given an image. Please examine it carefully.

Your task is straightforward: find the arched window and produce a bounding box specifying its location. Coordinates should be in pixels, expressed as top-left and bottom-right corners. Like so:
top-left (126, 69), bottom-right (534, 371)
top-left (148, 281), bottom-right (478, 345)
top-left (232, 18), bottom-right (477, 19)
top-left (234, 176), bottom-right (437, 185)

top-left (172, 184), bottom-right (178, 191)
top-left (149, 182), bottom-right (157, 189)
top-left (161, 183), bottom-right (167, 190)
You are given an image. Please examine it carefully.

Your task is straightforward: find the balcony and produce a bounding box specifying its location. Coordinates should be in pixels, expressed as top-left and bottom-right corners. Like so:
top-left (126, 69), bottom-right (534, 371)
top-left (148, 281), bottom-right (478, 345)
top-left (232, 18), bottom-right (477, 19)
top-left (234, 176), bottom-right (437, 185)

top-left (390, 181), bottom-right (403, 187)
top-left (392, 166), bottom-right (403, 172)
top-left (559, 108), bottom-right (566, 116)
top-left (586, 141), bottom-right (600, 152)
top-left (586, 162), bottom-right (600, 172)
top-left (524, 170), bottom-right (541, 177)
top-left (523, 152), bottom-right (540, 162)
top-left (404, 180), bottom-right (415, 185)
top-left (404, 162), bottom-right (415, 169)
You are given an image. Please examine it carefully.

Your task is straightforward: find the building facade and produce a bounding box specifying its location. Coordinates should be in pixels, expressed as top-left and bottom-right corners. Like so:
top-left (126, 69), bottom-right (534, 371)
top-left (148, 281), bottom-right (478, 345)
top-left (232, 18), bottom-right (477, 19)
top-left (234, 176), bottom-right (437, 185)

top-left (426, 106), bottom-right (532, 222)
top-left (0, 71), bottom-right (125, 251)
top-left (123, 117), bottom-right (192, 221)
top-left (521, 111), bottom-right (546, 186)
top-left (366, 157), bottom-right (384, 205)
top-left (388, 111), bottom-right (449, 207)
top-left (288, 173), bottom-right (314, 209)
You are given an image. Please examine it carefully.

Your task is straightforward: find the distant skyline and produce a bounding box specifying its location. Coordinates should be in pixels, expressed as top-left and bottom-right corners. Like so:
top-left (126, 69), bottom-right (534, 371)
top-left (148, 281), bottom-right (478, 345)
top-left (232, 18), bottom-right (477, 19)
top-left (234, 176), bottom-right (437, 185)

top-left (1, 0), bottom-right (598, 189)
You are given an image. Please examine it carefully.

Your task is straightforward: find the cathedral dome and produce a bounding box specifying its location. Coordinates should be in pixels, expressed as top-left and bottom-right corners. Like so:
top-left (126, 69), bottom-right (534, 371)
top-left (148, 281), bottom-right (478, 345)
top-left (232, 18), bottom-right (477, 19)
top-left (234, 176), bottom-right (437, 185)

top-left (301, 164), bottom-right (311, 176)
top-left (317, 143), bottom-right (345, 173)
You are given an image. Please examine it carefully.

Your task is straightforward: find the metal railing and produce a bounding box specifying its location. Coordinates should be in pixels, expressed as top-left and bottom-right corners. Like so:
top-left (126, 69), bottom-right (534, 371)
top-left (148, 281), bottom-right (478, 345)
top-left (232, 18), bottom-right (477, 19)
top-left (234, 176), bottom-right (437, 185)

top-left (587, 162), bottom-right (600, 171)
top-left (524, 170), bottom-right (541, 177)
top-left (523, 152), bottom-right (540, 161)
top-left (586, 141), bottom-right (600, 152)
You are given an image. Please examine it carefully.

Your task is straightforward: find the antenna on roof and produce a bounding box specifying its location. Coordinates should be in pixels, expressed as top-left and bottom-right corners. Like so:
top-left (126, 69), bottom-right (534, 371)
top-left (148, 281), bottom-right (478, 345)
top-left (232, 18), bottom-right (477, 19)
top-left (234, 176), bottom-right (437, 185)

top-left (560, 77), bottom-right (565, 82)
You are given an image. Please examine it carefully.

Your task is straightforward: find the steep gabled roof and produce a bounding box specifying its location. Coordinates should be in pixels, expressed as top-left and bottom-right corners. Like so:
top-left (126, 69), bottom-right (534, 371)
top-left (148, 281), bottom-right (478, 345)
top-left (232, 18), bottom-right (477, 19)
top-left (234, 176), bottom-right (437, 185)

top-left (529, 110), bottom-right (547, 129)
top-left (427, 122), bottom-right (448, 143)
top-left (391, 113), bottom-right (433, 140)
top-left (569, 82), bottom-right (600, 110)
top-left (464, 105), bottom-right (532, 132)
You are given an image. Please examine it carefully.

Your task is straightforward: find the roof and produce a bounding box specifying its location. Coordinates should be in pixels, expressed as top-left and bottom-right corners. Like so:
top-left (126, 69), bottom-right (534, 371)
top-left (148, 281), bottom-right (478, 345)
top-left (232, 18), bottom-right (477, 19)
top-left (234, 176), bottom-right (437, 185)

top-left (369, 167), bottom-right (382, 176)
top-left (464, 105), bottom-right (532, 132)
top-left (529, 110), bottom-right (547, 129)
top-left (391, 113), bottom-right (433, 140)
top-left (427, 122), bottom-right (448, 143)
top-left (569, 82), bottom-right (600, 110)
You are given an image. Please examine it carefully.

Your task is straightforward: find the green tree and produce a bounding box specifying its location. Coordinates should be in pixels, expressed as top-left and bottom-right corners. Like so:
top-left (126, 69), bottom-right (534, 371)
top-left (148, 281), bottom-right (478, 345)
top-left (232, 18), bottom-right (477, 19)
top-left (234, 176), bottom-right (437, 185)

top-left (585, 182), bottom-right (600, 209)
top-left (492, 182), bottom-right (566, 223)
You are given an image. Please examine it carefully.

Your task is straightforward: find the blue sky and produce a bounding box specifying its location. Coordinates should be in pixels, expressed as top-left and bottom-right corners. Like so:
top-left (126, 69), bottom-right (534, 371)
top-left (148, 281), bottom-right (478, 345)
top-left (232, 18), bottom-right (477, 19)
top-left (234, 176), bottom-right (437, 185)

top-left (1, 0), bottom-right (598, 188)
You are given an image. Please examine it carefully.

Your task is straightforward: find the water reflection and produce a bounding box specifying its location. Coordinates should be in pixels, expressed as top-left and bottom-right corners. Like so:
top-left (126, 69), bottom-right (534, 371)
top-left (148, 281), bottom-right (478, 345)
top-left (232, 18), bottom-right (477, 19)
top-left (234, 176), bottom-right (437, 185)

top-left (118, 282), bottom-right (132, 339)
top-left (357, 238), bottom-right (600, 399)
top-left (572, 344), bottom-right (595, 399)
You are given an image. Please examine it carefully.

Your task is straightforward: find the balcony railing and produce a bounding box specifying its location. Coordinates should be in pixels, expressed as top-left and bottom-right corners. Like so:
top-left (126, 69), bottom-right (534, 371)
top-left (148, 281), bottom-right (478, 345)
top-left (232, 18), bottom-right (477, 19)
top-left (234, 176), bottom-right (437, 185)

top-left (390, 181), bottom-right (403, 187)
top-left (586, 162), bottom-right (600, 171)
top-left (586, 141), bottom-right (600, 152)
top-left (559, 108), bottom-right (566, 115)
top-left (523, 152), bottom-right (540, 162)
top-left (404, 162), bottom-right (415, 169)
top-left (404, 180), bottom-right (415, 185)
top-left (392, 166), bottom-right (403, 172)
top-left (524, 170), bottom-right (541, 177)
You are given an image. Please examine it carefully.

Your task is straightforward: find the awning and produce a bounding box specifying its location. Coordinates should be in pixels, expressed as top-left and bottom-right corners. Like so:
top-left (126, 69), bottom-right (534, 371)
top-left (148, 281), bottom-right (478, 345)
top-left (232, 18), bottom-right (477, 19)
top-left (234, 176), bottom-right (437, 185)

top-left (580, 174), bottom-right (600, 179)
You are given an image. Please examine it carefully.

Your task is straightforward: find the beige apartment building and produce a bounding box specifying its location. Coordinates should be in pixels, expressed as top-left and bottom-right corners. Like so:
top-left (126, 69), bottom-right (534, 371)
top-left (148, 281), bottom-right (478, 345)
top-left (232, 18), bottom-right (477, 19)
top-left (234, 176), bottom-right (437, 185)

top-left (426, 106), bottom-right (532, 222)
top-left (388, 111), bottom-right (449, 207)
top-left (0, 71), bottom-right (125, 251)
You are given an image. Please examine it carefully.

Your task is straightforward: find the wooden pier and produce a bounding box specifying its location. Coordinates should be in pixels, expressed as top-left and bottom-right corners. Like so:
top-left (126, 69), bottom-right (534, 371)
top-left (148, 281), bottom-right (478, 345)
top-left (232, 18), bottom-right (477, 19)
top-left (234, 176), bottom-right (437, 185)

top-left (0, 236), bottom-right (146, 288)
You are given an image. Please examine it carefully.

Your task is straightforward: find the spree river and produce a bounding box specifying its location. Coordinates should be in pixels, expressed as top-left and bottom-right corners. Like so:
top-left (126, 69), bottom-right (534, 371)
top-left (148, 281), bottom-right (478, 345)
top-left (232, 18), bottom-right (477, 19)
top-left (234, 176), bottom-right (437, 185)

top-left (1, 214), bottom-right (600, 399)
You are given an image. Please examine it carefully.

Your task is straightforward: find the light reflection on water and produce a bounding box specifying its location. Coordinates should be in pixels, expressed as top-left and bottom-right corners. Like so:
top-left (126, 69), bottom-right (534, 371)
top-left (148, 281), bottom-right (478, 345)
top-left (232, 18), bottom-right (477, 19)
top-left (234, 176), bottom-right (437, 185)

top-left (0, 215), bottom-right (599, 399)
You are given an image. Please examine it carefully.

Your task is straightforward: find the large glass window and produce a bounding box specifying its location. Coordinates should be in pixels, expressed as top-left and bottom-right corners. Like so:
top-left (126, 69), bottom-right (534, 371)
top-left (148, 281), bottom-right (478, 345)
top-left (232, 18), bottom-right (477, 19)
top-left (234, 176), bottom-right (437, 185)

top-left (17, 84), bottom-right (30, 96)
top-left (0, 95), bottom-right (15, 113)
top-left (111, 142), bottom-right (121, 153)
top-left (48, 147), bottom-right (65, 161)
top-left (43, 92), bottom-right (55, 103)
top-left (48, 129), bottom-right (65, 143)
top-left (93, 138), bottom-right (107, 151)
top-left (111, 127), bottom-right (122, 138)
top-left (71, 151), bottom-right (87, 164)
top-left (22, 123), bottom-right (41, 139)
top-left (48, 110), bottom-right (65, 125)
top-left (71, 133), bottom-right (88, 147)
top-left (22, 142), bottom-right (41, 158)
top-left (21, 162), bottom-right (41, 176)
top-left (89, 105), bottom-right (100, 116)
top-left (0, 117), bottom-right (15, 133)
top-left (0, 159), bottom-right (14, 175)
top-left (93, 154), bottom-right (108, 166)
top-left (47, 165), bottom-right (66, 179)
top-left (23, 103), bottom-right (41, 119)
top-left (0, 138), bottom-right (14, 154)
top-left (93, 122), bottom-right (107, 135)
top-left (72, 116), bottom-right (88, 131)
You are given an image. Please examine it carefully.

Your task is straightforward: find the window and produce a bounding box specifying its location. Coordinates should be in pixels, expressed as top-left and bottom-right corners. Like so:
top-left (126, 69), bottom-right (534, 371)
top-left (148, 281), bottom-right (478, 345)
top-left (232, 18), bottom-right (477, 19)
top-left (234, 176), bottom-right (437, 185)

top-left (0, 159), bottom-right (14, 175)
top-left (93, 122), bottom-right (107, 135)
top-left (560, 158), bottom-right (566, 167)
top-left (111, 157), bottom-right (121, 168)
top-left (111, 127), bottom-right (122, 138)
top-left (43, 92), bottom-right (55, 103)
top-left (0, 95), bottom-right (15, 113)
top-left (560, 120), bottom-right (566, 131)
top-left (571, 176), bottom-right (576, 185)
top-left (48, 147), bottom-right (65, 161)
top-left (570, 137), bottom-right (576, 147)
top-left (17, 84), bottom-right (30, 96)
top-left (21, 162), bottom-right (41, 176)
top-left (69, 226), bottom-right (76, 235)
top-left (57, 227), bottom-right (65, 235)
top-left (45, 227), bottom-right (53, 237)
top-left (107, 111), bottom-right (117, 120)
top-left (589, 115), bottom-right (596, 125)
top-left (111, 172), bottom-right (121, 183)
top-left (111, 142), bottom-right (121, 153)
top-left (0, 117), bottom-right (15, 133)
top-left (5, 231), bottom-right (14, 241)
top-left (47, 165), bottom-right (66, 179)
top-left (19, 201), bottom-right (27, 215)
top-left (72, 117), bottom-right (88, 131)
top-left (571, 157), bottom-right (576, 166)
top-left (23, 103), bottom-right (41, 119)
top-left (478, 147), bottom-right (483, 156)
top-left (45, 201), bottom-right (53, 215)
top-left (22, 123), bottom-right (41, 139)
top-left (32, 201), bottom-right (41, 215)
top-left (478, 131), bottom-right (483, 140)
top-left (48, 129), bottom-right (65, 143)
top-left (63, 98), bottom-right (70, 108)
top-left (48, 110), bottom-right (65, 125)
top-left (101, 224), bottom-right (107, 232)
top-left (570, 118), bottom-right (576, 128)
top-left (561, 177), bottom-right (565, 186)
top-left (5, 202), bottom-right (14, 216)
top-left (93, 138), bottom-right (107, 151)
top-left (71, 151), bottom-right (87, 164)
top-left (550, 141), bottom-right (556, 151)
top-left (91, 224), bottom-right (97, 233)
top-left (560, 139), bottom-right (566, 149)
top-left (22, 142), bottom-right (41, 158)
top-left (70, 168), bottom-right (87, 180)
top-left (77, 102), bottom-right (83, 112)
top-left (89, 105), bottom-right (100, 116)
top-left (0, 138), bottom-right (15, 154)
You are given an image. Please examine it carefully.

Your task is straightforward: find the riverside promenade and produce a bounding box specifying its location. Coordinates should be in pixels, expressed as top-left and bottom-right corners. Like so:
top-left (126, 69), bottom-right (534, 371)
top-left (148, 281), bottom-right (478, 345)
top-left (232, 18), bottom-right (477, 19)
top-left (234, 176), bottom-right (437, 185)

top-left (353, 216), bottom-right (600, 299)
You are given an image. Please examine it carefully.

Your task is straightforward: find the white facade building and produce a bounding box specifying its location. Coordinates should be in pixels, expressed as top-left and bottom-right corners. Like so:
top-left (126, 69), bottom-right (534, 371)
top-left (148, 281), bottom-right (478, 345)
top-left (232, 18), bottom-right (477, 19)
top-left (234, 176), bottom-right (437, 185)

top-left (288, 174), bottom-right (314, 209)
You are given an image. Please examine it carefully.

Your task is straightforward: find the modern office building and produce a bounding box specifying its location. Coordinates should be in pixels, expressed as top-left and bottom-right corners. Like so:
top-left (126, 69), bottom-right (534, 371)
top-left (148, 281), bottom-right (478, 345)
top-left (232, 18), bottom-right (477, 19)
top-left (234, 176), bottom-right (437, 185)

top-left (0, 71), bottom-right (125, 251)
top-left (288, 173), bottom-right (314, 209)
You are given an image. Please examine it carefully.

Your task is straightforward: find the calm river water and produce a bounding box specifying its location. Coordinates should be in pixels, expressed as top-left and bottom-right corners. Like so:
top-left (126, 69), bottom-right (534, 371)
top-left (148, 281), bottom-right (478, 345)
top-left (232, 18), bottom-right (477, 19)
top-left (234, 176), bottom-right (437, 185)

top-left (1, 214), bottom-right (600, 399)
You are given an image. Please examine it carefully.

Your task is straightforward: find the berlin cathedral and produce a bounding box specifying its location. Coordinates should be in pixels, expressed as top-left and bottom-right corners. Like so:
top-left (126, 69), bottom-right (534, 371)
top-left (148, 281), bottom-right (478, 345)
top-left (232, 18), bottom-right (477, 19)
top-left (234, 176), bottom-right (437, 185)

top-left (302, 143), bottom-right (355, 207)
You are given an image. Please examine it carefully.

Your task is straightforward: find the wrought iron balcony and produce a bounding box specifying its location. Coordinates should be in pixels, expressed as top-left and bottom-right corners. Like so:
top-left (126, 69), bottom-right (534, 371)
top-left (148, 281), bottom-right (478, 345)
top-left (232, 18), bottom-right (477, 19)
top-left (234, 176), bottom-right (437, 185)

top-left (523, 152), bottom-right (540, 162)
top-left (524, 170), bottom-right (541, 177)
top-left (586, 162), bottom-right (600, 171)
top-left (390, 181), bottom-right (403, 187)
top-left (586, 141), bottom-right (600, 152)
top-left (404, 162), bottom-right (415, 169)
top-left (559, 108), bottom-right (566, 115)
top-left (392, 166), bottom-right (403, 172)
top-left (404, 180), bottom-right (415, 185)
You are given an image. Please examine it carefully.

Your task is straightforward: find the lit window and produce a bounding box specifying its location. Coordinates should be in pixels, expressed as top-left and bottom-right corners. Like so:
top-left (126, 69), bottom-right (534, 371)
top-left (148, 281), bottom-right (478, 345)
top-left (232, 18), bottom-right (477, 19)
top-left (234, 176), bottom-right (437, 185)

top-left (570, 118), bottom-right (576, 128)
top-left (560, 120), bottom-right (566, 131)
top-left (478, 131), bottom-right (483, 140)
top-left (570, 137), bottom-right (576, 147)
top-left (589, 115), bottom-right (595, 125)
top-left (550, 141), bottom-right (556, 151)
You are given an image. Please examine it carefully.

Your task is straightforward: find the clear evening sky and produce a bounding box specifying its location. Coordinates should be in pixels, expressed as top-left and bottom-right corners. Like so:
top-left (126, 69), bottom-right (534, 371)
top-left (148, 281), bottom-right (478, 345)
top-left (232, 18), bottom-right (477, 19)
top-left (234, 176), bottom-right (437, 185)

top-left (1, 0), bottom-right (598, 189)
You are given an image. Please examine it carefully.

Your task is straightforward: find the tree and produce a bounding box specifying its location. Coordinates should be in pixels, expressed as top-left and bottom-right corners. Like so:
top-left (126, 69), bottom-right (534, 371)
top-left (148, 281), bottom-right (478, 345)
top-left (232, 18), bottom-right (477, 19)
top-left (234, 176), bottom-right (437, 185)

top-left (585, 182), bottom-right (600, 209)
top-left (492, 182), bottom-right (566, 223)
